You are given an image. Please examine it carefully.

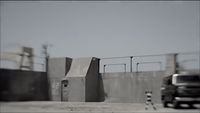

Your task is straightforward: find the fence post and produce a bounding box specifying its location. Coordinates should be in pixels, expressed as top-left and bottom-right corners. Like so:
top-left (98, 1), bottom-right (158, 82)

top-left (130, 56), bottom-right (133, 72)
top-left (136, 63), bottom-right (139, 73)
top-left (103, 64), bottom-right (106, 73)
top-left (124, 64), bottom-right (126, 72)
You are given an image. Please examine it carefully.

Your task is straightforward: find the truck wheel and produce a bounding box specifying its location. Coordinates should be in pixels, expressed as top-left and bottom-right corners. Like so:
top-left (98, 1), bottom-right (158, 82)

top-left (188, 103), bottom-right (194, 108)
top-left (163, 101), bottom-right (168, 108)
top-left (173, 100), bottom-right (179, 109)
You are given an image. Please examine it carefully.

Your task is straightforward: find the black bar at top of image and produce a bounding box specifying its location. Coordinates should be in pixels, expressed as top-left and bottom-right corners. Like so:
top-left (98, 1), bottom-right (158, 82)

top-left (0, 0), bottom-right (200, 1)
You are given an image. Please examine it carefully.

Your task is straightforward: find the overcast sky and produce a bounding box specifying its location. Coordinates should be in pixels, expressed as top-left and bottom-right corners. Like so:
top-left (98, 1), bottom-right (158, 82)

top-left (1, 1), bottom-right (199, 58)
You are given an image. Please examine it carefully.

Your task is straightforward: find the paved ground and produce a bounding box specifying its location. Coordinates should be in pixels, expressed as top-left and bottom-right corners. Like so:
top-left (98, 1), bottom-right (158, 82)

top-left (0, 102), bottom-right (200, 113)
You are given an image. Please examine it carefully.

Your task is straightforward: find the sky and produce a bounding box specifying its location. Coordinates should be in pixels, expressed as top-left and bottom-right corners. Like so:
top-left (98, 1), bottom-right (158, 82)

top-left (0, 1), bottom-right (200, 71)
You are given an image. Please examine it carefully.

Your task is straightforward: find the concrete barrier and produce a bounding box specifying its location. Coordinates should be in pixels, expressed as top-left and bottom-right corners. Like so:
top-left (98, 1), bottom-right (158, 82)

top-left (62, 57), bottom-right (100, 102)
top-left (48, 57), bottom-right (72, 101)
top-left (100, 71), bottom-right (165, 103)
top-left (49, 57), bottom-right (165, 103)
top-left (0, 69), bottom-right (48, 101)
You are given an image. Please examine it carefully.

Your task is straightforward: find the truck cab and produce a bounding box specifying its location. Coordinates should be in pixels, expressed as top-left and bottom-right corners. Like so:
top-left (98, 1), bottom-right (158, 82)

top-left (161, 73), bottom-right (200, 108)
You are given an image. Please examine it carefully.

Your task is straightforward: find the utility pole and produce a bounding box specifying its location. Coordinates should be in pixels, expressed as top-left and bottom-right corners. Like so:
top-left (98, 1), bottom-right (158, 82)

top-left (42, 44), bottom-right (52, 72)
top-left (42, 43), bottom-right (52, 101)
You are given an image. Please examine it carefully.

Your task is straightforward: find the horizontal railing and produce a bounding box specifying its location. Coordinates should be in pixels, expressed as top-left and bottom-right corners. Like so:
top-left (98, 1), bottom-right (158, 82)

top-left (100, 51), bottom-right (199, 73)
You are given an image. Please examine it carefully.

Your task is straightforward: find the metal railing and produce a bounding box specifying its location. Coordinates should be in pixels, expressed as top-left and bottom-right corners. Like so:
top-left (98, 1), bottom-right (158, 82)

top-left (100, 51), bottom-right (199, 73)
top-left (0, 51), bottom-right (46, 71)
top-left (103, 63), bottom-right (126, 73)
top-left (101, 56), bottom-right (133, 72)
top-left (136, 61), bottom-right (162, 72)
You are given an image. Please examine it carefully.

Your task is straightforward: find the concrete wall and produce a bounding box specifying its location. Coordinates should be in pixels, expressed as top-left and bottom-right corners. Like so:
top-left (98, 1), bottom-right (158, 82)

top-left (86, 58), bottom-right (100, 102)
top-left (48, 57), bottom-right (72, 101)
top-left (62, 57), bottom-right (100, 102)
top-left (100, 71), bottom-right (165, 103)
top-left (48, 53), bottom-right (179, 102)
top-left (0, 69), bottom-right (48, 101)
top-left (165, 54), bottom-right (177, 75)
top-left (62, 77), bottom-right (85, 101)
top-left (50, 56), bottom-right (167, 103)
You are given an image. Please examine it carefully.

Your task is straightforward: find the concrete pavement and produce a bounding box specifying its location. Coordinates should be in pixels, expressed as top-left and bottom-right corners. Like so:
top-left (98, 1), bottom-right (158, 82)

top-left (0, 102), bottom-right (200, 113)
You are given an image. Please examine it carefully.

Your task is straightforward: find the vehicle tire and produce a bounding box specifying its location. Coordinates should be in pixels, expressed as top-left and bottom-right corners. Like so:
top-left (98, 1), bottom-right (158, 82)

top-left (163, 101), bottom-right (168, 108)
top-left (162, 96), bottom-right (168, 108)
top-left (173, 100), bottom-right (179, 109)
top-left (188, 103), bottom-right (194, 108)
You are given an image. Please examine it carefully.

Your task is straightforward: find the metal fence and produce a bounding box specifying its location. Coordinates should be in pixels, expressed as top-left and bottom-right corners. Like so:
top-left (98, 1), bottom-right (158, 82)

top-left (100, 52), bottom-right (200, 73)
top-left (0, 53), bottom-right (46, 72)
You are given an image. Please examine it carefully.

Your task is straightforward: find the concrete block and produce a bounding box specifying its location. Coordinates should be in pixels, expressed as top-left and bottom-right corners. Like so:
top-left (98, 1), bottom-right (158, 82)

top-left (48, 57), bottom-right (72, 101)
top-left (62, 57), bottom-right (100, 102)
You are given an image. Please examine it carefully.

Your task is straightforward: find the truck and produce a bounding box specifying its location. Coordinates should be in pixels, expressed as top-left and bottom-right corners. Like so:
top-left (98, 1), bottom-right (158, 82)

top-left (161, 73), bottom-right (200, 108)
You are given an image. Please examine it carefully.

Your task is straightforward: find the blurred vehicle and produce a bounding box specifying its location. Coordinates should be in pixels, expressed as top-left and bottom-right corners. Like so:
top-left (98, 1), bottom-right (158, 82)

top-left (161, 73), bottom-right (200, 108)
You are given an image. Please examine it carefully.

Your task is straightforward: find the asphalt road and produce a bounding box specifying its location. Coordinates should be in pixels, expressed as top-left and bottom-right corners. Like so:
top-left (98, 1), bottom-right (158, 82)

top-left (0, 102), bottom-right (200, 113)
